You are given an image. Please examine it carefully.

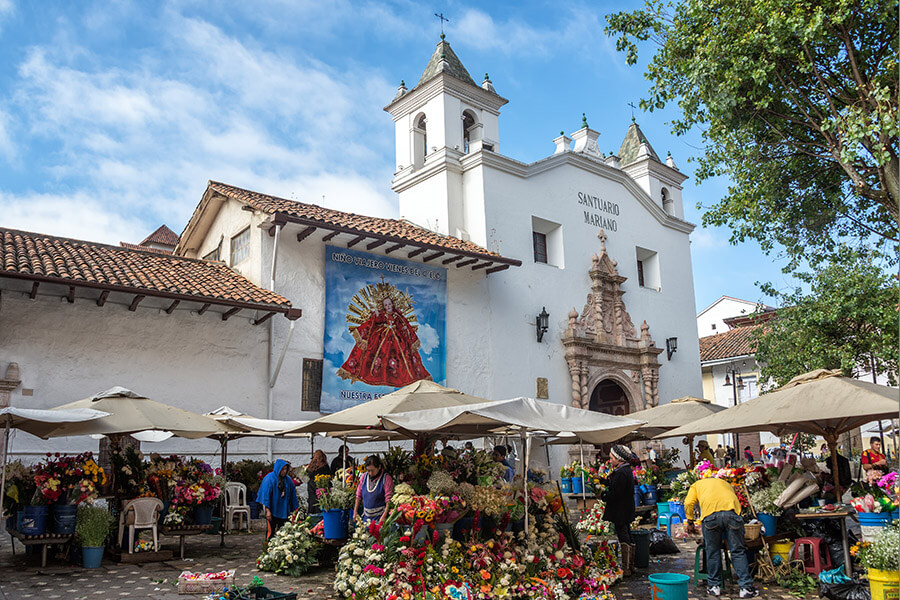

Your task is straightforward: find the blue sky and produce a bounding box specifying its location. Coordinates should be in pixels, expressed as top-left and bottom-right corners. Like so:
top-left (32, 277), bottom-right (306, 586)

top-left (0, 0), bottom-right (801, 311)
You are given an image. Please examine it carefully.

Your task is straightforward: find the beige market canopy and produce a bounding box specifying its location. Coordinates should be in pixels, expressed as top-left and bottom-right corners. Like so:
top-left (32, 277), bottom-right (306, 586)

top-left (629, 396), bottom-right (728, 439)
top-left (381, 396), bottom-right (646, 444)
top-left (661, 370), bottom-right (900, 496)
top-left (36, 387), bottom-right (233, 439)
top-left (285, 380), bottom-right (491, 436)
top-left (207, 406), bottom-right (311, 437)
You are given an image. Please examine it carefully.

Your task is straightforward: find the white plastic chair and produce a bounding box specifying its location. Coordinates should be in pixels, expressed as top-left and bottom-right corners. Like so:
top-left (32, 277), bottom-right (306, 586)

top-left (117, 497), bottom-right (163, 553)
top-left (224, 482), bottom-right (251, 532)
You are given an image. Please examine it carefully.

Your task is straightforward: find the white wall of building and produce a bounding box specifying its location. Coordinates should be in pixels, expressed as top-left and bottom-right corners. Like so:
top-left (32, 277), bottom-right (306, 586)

top-left (696, 296), bottom-right (761, 336)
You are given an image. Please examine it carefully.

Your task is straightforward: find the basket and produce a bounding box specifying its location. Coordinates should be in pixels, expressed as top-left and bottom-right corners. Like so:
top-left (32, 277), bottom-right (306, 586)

top-left (744, 522), bottom-right (763, 542)
top-left (177, 569), bottom-right (235, 594)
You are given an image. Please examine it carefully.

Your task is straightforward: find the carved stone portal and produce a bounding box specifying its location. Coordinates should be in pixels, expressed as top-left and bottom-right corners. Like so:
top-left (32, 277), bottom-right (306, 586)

top-left (562, 232), bottom-right (662, 414)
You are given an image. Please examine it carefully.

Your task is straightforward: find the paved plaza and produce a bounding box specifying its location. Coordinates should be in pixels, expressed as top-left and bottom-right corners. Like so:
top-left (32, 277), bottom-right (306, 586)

top-left (0, 524), bottom-right (815, 600)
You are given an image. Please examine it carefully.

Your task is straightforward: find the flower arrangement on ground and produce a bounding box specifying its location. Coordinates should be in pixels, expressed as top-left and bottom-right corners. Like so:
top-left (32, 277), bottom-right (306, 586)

top-left (256, 510), bottom-right (321, 577)
top-left (852, 523), bottom-right (899, 572)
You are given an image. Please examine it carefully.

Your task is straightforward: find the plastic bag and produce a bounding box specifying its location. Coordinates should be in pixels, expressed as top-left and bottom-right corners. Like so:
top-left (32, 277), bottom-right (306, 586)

top-left (670, 522), bottom-right (688, 540)
top-left (819, 566), bottom-right (852, 585)
top-left (819, 580), bottom-right (871, 600)
top-left (648, 529), bottom-right (680, 554)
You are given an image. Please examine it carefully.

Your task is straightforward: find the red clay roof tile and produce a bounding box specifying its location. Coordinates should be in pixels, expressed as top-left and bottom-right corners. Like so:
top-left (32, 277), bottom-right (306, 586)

top-left (2, 227), bottom-right (290, 309)
top-left (699, 325), bottom-right (761, 362)
top-left (139, 225), bottom-right (179, 247)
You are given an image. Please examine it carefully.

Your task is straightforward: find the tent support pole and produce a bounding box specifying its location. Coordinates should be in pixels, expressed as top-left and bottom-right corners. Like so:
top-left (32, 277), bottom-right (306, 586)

top-left (220, 436), bottom-right (228, 548)
top-left (0, 417), bottom-right (10, 523)
top-left (579, 441), bottom-right (586, 505)
top-left (688, 436), bottom-right (695, 468)
top-left (522, 431), bottom-right (529, 550)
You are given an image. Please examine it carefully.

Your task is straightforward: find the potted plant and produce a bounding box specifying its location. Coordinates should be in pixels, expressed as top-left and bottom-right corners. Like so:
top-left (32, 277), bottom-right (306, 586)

top-left (75, 504), bottom-right (112, 568)
top-left (854, 524), bottom-right (899, 599)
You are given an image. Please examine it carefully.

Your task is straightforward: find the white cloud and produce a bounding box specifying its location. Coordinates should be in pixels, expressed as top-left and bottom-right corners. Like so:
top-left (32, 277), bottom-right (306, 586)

top-left (691, 228), bottom-right (729, 250)
top-left (416, 322), bottom-right (438, 355)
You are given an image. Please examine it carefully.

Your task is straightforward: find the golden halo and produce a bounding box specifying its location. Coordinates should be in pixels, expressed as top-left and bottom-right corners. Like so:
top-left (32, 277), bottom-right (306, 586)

top-left (346, 277), bottom-right (418, 331)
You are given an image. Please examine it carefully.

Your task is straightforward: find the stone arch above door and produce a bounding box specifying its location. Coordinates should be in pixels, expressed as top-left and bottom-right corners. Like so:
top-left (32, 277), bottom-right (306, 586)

top-left (562, 232), bottom-right (663, 412)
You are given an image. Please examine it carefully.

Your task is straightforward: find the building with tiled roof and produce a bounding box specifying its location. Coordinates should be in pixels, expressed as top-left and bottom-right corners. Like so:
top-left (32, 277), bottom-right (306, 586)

top-left (699, 325), bottom-right (761, 362)
top-left (141, 225), bottom-right (180, 248)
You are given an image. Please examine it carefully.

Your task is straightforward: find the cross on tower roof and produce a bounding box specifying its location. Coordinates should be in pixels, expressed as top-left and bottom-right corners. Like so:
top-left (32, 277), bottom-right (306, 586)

top-left (628, 102), bottom-right (637, 123)
top-left (597, 230), bottom-right (608, 252)
top-left (434, 12), bottom-right (449, 37)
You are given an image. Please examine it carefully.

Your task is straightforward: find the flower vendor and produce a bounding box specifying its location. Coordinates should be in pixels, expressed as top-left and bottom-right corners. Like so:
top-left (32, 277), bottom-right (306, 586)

top-left (257, 459), bottom-right (299, 542)
top-left (305, 450), bottom-right (332, 513)
top-left (599, 444), bottom-right (636, 575)
top-left (684, 477), bottom-right (758, 598)
top-left (696, 440), bottom-right (715, 464)
top-left (330, 444), bottom-right (356, 475)
top-left (492, 445), bottom-right (515, 483)
top-left (354, 455), bottom-right (393, 524)
top-left (862, 437), bottom-right (887, 472)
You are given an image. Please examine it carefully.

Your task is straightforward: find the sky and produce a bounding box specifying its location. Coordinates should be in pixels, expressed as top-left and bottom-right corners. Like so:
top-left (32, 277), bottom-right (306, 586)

top-left (0, 0), bottom-right (802, 312)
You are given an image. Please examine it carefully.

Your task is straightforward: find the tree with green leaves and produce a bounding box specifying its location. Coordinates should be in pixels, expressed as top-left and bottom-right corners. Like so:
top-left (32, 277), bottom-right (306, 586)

top-left (749, 247), bottom-right (898, 388)
top-left (606, 0), bottom-right (898, 269)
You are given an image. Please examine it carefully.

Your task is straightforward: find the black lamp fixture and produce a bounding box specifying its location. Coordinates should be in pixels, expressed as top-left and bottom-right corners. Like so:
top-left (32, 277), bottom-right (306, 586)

top-left (665, 336), bottom-right (678, 360)
top-left (536, 307), bottom-right (549, 342)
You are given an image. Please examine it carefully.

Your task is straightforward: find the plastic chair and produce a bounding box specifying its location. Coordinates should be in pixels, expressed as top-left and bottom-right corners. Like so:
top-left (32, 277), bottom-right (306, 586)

top-left (791, 537), bottom-right (832, 575)
top-left (657, 512), bottom-right (684, 535)
top-left (118, 497), bottom-right (163, 553)
top-left (224, 482), bottom-right (252, 532)
top-left (693, 542), bottom-right (733, 587)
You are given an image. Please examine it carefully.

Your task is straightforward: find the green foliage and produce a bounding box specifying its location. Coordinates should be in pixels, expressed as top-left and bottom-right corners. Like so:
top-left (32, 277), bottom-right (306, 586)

top-left (605, 0), bottom-right (899, 270)
top-left (751, 247), bottom-right (898, 387)
top-left (775, 565), bottom-right (819, 596)
top-left (75, 504), bottom-right (113, 547)
top-left (780, 433), bottom-right (817, 452)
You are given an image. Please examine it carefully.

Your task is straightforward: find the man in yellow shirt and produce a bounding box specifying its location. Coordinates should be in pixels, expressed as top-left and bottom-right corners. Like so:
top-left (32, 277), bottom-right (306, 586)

top-left (685, 478), bottom-right (758, 598)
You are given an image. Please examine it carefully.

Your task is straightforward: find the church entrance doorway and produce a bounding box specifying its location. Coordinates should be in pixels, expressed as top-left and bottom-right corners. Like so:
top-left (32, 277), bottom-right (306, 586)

top-left (589, 379), bottom-right (630, 415)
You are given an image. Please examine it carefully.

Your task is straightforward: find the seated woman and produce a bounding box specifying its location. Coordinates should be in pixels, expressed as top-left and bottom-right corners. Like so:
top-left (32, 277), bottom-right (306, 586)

top-left (353, 455), bottom-right (394, 525)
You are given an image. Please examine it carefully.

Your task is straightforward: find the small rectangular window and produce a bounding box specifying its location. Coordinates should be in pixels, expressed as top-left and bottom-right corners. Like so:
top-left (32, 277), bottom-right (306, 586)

top-left (635, 246), bottom-right (660, 290)
top-left (203, 239), bottom-right (221, 262)
top-left (302, 358), bottom-right (323, 412)
top-left (637, 260), bottom-right (645, 287)
top-left (533, 231), bottom-right (548, 264)
top-left (230, 227), bottom-right (250, 266)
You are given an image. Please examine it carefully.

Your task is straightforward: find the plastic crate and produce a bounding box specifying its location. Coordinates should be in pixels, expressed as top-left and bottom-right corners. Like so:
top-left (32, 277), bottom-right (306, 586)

top-left (177, 569), bottom-right (235, 594)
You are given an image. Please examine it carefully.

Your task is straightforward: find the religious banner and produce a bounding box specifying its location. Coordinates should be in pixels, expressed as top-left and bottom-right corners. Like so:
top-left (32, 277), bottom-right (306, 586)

top-left (321, 245), bottom-right (447, 413)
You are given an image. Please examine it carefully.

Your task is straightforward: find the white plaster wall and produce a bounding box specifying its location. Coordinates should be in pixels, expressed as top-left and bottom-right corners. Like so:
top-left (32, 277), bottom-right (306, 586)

top-left (696, 297), bottom-right (760, 336)
top-left (398, 171), bottom-right (452, 235)
top-left (194, 198), bottom-right (264, 285)
top-left (0, 289), bottom-right (271, 462)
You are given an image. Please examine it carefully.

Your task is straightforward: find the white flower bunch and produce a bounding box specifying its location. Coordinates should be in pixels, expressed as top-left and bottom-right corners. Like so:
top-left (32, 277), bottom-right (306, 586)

top-left (256, 517), bottom-right (320, 577)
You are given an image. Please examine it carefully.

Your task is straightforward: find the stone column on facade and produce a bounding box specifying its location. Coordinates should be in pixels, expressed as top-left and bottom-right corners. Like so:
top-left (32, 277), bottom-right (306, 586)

top-left (568, 362), bottom-right (582, 409)
top-left (580, 365), bottom-right (590, 410)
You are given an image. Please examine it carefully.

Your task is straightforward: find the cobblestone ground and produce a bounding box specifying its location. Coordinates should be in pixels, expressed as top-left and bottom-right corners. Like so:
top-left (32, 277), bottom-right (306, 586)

top-left (0, 522), bottom-right (815, 600)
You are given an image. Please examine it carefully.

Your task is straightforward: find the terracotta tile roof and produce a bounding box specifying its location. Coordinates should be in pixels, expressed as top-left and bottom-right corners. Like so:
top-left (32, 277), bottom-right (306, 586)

top-left (699, 325), bottom-right (761, 362)
top-left (207, 181), bottom-right (520, 265)
top-left (140, 225), bottom-right (179, 247)
top-left (1, 227), bottom-right (290, 310)
top-left (119, 241), bottom-right (173, 254)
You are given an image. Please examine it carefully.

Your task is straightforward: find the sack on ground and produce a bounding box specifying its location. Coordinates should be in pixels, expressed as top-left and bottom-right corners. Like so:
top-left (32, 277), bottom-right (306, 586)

top-left (649, 528), bottom-right (680, 554)
top-left (819, 580), bottom-right (872, 600)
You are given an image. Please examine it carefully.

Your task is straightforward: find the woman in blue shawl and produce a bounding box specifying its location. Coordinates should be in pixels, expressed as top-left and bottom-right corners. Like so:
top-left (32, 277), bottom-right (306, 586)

top-left (257, 459), bottom-right (299, 542)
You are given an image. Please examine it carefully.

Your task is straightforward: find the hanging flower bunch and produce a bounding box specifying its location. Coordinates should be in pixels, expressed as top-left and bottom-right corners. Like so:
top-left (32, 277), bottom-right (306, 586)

top-left (851, 493), bottom-right (896, 514)
top-left (256, 511), bottom-right (321, 577)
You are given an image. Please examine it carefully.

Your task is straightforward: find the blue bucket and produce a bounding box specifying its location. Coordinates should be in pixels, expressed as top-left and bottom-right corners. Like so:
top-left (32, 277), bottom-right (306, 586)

top-left (572, 477), bottom-right (584, 494)
top-left (649, 573), bottom-right (690, 600)
top-left (560, 477), bottom-right (573, 493)
top-left (634, 486), bottom-right (642, 507)
top-left (758, 513), bottom-right (777, 536)
top-left (322, 509), bottom-right (347, 539)
top-left (20, 505), bottom-right (47, 536)
top-left (193, 505), bottom-right (214, 525)
top-left (642, 484), bottom-right (659, 505)
top-left (892, 510), bottom-right (899, 521)
top-left (81, 545), bottom-right (104, 569)
top-left (51, 504), bottom-right (78, 535)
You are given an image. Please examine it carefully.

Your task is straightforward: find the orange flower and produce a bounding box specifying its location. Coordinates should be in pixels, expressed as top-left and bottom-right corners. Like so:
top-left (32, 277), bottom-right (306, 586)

top-left (480, 584), bottom-right (491, 594)
top-left (479, 569), bottom-right (491, 581)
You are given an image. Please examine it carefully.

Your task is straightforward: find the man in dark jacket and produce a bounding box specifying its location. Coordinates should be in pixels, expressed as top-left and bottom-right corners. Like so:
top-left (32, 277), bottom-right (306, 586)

top-left (600, 444), bottom-right (637, 575)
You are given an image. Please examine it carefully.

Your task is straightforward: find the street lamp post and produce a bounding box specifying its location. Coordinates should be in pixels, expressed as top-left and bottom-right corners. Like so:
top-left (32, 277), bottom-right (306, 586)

top-left (723, 365), bottom-right (745, 454)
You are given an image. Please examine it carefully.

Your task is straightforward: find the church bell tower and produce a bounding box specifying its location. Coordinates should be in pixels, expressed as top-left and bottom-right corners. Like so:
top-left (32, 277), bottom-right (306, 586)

top-left (384, 37), bottom-right (507, 242)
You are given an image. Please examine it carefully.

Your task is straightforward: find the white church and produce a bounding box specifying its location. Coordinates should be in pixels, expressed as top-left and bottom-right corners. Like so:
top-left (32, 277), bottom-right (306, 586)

top-left (0, 38), bottom-right (702, 467)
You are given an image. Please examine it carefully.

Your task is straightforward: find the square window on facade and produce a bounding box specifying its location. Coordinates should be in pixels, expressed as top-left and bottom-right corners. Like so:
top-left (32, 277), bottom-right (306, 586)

top-left (533, 231), bottom-right (548, 264)
top-left (635, 246), bottom-right (660, 290)
top-left (531, 216), bottom-right (564, 268)
top-left (203, 239), bottom-right (222, 262)
top-left (230, 227), bottom-right (250, 266)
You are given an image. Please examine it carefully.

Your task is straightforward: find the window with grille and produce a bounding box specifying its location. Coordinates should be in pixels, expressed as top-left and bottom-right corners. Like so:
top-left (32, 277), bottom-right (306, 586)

top-left (302, 358), bottom-right (323, 412)
top-left (533, 231), bottom-right (548, 264)
top-left (230, 227), bottom-right (250, 266)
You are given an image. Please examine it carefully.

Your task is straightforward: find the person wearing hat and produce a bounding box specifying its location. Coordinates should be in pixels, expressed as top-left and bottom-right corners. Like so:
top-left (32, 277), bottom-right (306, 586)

top-left (599, 444), bottom-right (637, 576)
top-left (696, 440), bottom-right (715, 464)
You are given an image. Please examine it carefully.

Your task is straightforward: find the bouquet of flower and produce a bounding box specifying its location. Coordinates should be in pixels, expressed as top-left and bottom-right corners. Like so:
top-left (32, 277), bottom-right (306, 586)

top-left (110, 446), bottom-right (149, 498)
top-left (396, 495), bottom-right (440, 525)
top-left (391, 483), bottom-right (416, 508)
top-left (173, 481), bottom-right (221, 507)
top-left (469, 485), bottom-right (507, 517)
top-left (852, 524), bottom-right (899, 572)
top-left (576, 500), bottom-right (615, 537)
top-left (2, 460), bottom-right (35, 514)
top-left (257, 511), bottom-right (321, 577)
top-left (561, 464), bottom-right (575, 479)
top-left (749, 481), bottom-right (786, 516)
top-left (163, 505), bottom-right (189, 527)
top-left (877, 471), bottom-right (898, 496)
top-left (317, 477), bottom-right (354, 511)
top-left (669, 468), bottom-right (701, 501)
top-left (851, 493), bottom-right (896, 514)
top-left (32, 473), bottom-right (63, 505)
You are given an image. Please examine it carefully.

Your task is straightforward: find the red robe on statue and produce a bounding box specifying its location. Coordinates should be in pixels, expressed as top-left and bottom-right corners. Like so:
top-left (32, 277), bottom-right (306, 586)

top-left (338, 307), bottom-right (432, 387)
